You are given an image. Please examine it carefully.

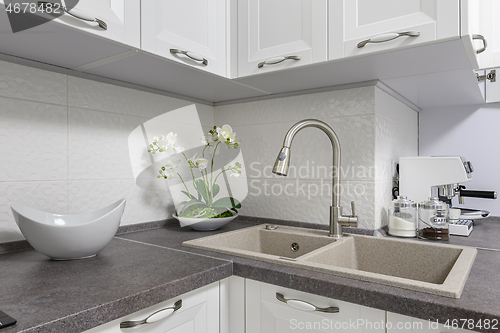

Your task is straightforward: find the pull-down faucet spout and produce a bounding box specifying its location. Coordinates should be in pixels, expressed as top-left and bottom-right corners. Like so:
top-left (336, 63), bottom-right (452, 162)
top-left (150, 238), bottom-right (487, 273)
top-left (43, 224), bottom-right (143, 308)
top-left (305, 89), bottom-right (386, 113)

top-left (272, 119), bottom-right (357, 238)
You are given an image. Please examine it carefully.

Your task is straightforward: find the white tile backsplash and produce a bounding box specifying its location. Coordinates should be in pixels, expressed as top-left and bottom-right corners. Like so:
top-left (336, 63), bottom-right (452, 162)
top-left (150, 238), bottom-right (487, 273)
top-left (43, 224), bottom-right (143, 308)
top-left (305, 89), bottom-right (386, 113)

top-left (0, 58), bottom-right (418, 242)
top-left (0, 60), bottom-right (67, 105)
top-left (0, 61), bottom-right (205, 243)
top-left (0, 97), bottom-right (67, 181)
top-left (68, 107), bottom-right (143, 180)
top-left (217, 86), bottom-right (417, 229)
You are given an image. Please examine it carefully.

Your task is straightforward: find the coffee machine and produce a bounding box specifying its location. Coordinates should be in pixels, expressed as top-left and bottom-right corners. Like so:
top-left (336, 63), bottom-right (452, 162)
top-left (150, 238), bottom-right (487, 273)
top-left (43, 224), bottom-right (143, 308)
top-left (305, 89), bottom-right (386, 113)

top-left (399, 156), bottom-right (496, 236)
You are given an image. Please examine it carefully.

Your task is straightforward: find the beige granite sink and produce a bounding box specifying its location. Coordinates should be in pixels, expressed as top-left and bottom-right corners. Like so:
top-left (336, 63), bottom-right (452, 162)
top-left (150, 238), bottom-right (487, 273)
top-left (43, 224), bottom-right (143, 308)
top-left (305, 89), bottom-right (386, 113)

top-left (183, 224), bottom-right (477, 298)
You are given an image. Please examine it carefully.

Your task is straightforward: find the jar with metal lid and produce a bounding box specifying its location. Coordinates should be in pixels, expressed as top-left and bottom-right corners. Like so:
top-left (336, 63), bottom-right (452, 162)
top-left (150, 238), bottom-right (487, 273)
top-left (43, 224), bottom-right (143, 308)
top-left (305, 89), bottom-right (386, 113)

top-left (388, 196), bottom-right (417, 237)
top-left (418, 197), bottom-right (449, 240)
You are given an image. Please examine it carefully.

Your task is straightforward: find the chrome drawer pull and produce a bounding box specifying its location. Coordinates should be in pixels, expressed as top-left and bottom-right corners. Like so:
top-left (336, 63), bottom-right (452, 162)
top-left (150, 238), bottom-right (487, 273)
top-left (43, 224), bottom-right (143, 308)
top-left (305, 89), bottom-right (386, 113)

top-left (472, 34), bottom-right (487, 54)
top-left (357, 31), bottom-right (420, 48)
top-left (258, 55), bottom-right (300, 68)
top-left (276, 293), bottom-right (339, 313)
top-left (119, 300), bottom-right (182, 328)
top-left (38, 2), bottom-right (107, 30)
top-left (170, 49), bottom-right (208, 66)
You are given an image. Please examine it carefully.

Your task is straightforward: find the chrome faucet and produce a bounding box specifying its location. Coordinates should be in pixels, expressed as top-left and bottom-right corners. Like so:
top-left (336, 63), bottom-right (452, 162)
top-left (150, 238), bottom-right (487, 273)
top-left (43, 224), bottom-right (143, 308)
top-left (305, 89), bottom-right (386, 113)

top-left (272, 119), bottom-right (358, 238)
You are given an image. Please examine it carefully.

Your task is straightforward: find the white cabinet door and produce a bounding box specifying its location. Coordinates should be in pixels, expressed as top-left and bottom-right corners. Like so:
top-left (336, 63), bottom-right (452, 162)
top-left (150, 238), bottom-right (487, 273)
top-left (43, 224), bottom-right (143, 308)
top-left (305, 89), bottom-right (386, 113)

top-left (387, 312), bottom-right (477, 333)
top-left (37, 0), bottom-right (140, 48)
top-left (330, 0), bottom-right (460, 59)
top-left (485, 69), bottom-right (500, 103)
top-left (238, 0), bottom-right (327, 77)
top-left (142, 0), bottom-right (227, 77)
top-left (461, 0), bottom-right (494, 70)
top-left (246, 279), bottom-right (385, 333)
top-left (83, 282), bottom-right (220, 333)
top-left (220, 276), bottom-right (245, 333)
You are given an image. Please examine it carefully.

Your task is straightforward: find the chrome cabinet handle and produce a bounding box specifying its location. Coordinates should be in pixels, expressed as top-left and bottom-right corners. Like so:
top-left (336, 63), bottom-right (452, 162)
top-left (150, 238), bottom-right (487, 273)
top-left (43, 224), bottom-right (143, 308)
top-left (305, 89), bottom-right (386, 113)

top-left (276, 293), bottom-right (339, 313)
top-left (170, 49), bottom-right (208, 66)
top-left (119, 300), bottom-right (182, 328)
top-left (357, 31), bottom-right (420, 48)
top-left (38, 1), bottom-right (107, 30)
top-left (258, 55), bottom-right (300, 68)
top-left (472, 34), bottom-right (487, 54)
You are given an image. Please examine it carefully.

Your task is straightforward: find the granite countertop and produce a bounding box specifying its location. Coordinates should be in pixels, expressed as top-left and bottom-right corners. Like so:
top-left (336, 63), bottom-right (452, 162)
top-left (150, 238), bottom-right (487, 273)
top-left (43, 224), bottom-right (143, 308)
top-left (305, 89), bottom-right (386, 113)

top-left (1, 216), bottom-right (500, 333)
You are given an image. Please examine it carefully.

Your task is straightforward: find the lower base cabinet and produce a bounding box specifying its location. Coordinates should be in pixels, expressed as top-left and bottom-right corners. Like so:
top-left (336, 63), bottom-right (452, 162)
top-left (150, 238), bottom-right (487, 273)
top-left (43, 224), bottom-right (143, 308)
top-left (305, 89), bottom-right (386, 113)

top-left (83, 281), bottom-right (220, 333)
top-left (245, 279), bottom-right (385, 332)
top-left (83, 277), bottom-right (478, 333)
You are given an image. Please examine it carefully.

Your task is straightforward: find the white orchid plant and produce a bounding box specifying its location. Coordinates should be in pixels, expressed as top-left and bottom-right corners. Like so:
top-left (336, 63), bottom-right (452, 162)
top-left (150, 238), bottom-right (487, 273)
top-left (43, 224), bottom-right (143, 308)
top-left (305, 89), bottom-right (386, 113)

top-left (148, 125), bottom-right (242, 219)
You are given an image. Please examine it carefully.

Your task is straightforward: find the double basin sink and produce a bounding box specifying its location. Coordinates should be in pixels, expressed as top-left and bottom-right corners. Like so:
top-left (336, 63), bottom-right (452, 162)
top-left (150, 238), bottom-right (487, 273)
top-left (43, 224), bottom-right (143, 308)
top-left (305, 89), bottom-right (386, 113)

top-left (183, 225), bottom-right (477, 298)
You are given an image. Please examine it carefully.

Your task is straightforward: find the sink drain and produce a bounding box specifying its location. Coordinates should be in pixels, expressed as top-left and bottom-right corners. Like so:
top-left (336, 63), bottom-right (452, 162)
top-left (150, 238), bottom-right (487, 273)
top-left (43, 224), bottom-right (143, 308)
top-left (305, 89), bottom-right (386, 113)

top-left (290, 242), bottom-right (300, 252)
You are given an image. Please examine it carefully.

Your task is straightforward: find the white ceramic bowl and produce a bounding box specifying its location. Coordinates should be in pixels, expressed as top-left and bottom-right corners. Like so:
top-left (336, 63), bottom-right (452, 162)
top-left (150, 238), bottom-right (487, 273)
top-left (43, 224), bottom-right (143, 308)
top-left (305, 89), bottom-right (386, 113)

top-left (11, 199), bottom-right (126, 260)
top-left (173, 213), bottom-right (237, 231)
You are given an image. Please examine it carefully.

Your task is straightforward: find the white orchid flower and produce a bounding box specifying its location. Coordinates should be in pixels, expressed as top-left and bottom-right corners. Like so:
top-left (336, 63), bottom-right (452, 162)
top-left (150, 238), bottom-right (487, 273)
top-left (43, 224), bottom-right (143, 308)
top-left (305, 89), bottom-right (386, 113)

top-left (195, 157), bottom-right (209, 169)
top-left (153, 132), bottom-right (185, 156)
top-left (160, 159), bottom-right (181, 179)
top-left (217, 125), bottom-right (237, 143)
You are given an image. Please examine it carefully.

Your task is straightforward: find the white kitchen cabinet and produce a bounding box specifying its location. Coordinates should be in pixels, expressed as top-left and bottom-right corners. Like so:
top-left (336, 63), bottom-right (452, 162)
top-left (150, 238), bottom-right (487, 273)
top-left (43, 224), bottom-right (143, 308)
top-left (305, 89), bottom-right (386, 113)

top-left (484, 68), bottom-right (500, 103)
top-left (387, 312), bottom-right (477, 333)
top-left (462, 0), bottom-right (494, 70)
top-left (330, 0), bottom-right (460, 59)
top-left (141, 0), bottom-right (228, 77)
top-left (83, 282), bottom-right (220, 333)
top-left (237, 0), bottom-right (327, 77)
top-left (246, 279), bottom-right (385, 333)
top-left (44, 0), bottom-right (140, 48)
top-left (220, 276), bottom-right (245, 333)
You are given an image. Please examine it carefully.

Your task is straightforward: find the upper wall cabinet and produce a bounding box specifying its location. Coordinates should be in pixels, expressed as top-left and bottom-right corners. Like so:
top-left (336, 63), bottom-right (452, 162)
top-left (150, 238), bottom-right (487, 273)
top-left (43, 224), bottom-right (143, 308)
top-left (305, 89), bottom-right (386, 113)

top-left (142, 0), bottom-right (227, 77)
top-left (0, 0), bottom-right (139, 69)
top-left (237, 0), bottom-right (327, 77)
top-left (462, 0), bottom-right (500, 70)
top-left (45, 0), bottom-right (140, 48)
top-left (329, 0), bottom-right (460, 60)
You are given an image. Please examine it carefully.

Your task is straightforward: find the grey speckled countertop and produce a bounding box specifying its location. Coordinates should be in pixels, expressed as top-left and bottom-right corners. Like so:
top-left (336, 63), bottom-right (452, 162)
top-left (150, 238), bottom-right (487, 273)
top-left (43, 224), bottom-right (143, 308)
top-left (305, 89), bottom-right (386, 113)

top-left (1, 216), bottom-right (500, 333)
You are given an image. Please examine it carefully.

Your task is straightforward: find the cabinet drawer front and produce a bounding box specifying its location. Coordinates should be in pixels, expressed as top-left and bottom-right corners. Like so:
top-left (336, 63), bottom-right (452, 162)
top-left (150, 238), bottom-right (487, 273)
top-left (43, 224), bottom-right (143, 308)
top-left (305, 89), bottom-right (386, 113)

top-left (246, 279), bottom-right (385, 333)
top-left (238, 0), bottom-right (327, 77)
top-left (141, 0), bottom-right (227, 77)
top-left (333, 0), bottom-right (459, 59)
top-left (83, 282), bottom-right (219, 333)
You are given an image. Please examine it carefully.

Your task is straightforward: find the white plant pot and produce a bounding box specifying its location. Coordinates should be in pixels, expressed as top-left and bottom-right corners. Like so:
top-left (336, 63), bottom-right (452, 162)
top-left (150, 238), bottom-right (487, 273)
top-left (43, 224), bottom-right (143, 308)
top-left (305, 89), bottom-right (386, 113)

top-left (173, 213), bottom-right (238, 231)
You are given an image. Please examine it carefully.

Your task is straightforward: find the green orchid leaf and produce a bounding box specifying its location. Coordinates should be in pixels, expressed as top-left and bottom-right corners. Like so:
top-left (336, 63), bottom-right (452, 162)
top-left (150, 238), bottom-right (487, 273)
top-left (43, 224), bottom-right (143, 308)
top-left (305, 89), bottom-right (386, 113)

top-left (178, 198), bottom-right (208, 215)
top-left (195, 179), bottom-right (210, 204)
top-left (211, 197), bottom-right (242, 209)
top-left (211, 184), bottom-right (220, 198)
top-left (181, 191), bottom-right (192, 199)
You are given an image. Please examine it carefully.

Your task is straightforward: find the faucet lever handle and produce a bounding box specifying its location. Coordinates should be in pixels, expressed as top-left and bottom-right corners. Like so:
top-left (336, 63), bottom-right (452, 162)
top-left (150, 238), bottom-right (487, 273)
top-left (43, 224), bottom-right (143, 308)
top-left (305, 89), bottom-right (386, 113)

top-left (350, 201), bottom-right (356, 216)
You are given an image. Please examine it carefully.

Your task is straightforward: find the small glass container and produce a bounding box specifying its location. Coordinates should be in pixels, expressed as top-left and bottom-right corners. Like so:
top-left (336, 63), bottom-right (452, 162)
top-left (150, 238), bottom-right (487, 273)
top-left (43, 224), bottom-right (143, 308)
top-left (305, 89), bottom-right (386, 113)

top-left (418, 197), bottom-right (449, 240)
top-left (388, 196), bottom-right (417, 237)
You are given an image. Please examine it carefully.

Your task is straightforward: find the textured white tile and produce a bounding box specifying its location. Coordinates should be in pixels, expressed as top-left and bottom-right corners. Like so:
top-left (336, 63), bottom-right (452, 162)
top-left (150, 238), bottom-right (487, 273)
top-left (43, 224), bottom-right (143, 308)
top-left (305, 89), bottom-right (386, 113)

top-left (196, 104), bottom-right (215, 127)
top-left (68, 76), bottom-right (191, 118)
top-left (0, 181), bottom-right (68, 242)
top-left (239, 179), bottom-right (282, 219)
top-left (68, 108), bottom-right (143, 180)
top-left (339, 181), bottom-right (376, 229)
top-left (234, 124), bottom-right (285, 179)
top-left (283, 86), bottom-right (375, 121)
top-left (68, 180), bottom-right (173, 225)
top-left (281, 179), bottom-right (332, 225)
top-left (374, 180), bottom-right (394, 229)
top-left (0, 97), bottom-right (67, 181)
top-left (0, 60), bottom-right (67, 105)
top-left (375, 115), bottom-right (418, 182)
top-left (214, 98), bottom-right (282, 126)
top-left (280, 179), bottom-right (376, 228)
top-left (280, 116), bottom-right (376, 181)
top-left (375, 87), bottom-right (418, 129)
